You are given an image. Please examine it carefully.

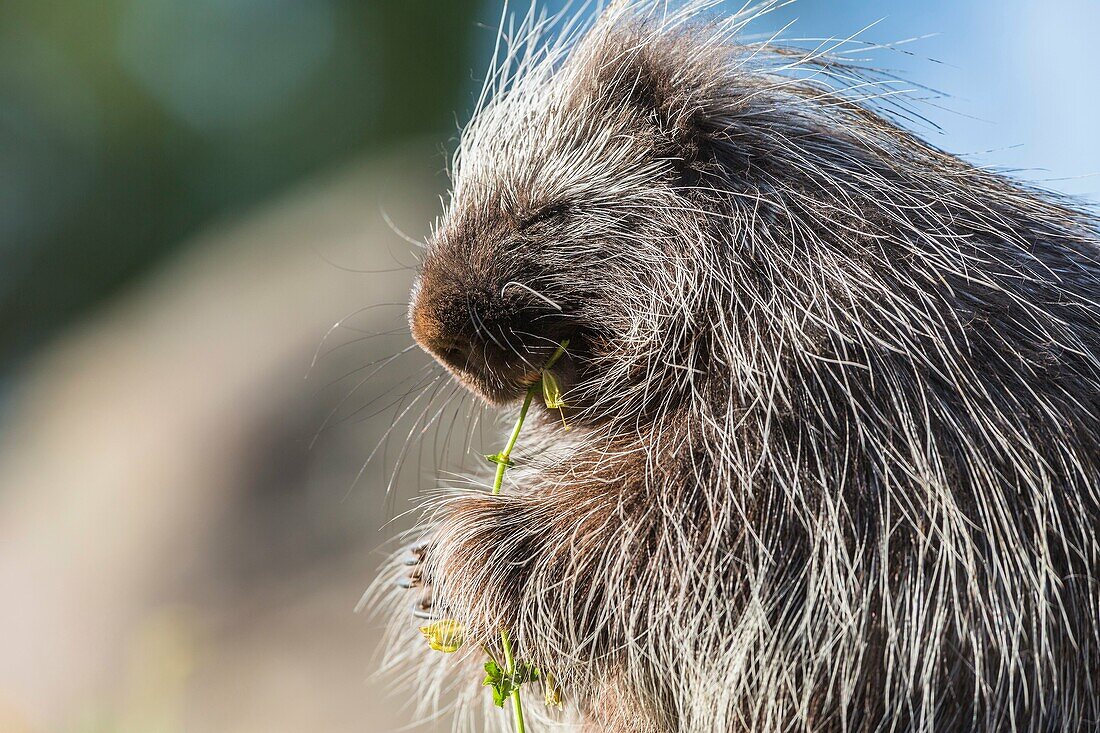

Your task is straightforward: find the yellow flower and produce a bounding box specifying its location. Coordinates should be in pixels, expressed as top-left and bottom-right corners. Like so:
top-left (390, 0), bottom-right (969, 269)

top-left (419, 619), bottom-right (465, 653)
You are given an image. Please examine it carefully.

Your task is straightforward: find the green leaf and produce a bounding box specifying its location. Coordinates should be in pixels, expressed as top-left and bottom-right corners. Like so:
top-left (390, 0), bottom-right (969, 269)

top-left (484, 452), bottom-right (515, 468)
top-left (482, 659), bottom-right (542, 707)
top-left (482, 659), bottom-right (514, 707)
top-left (514, 662), bottom-right (541, 685)
top-left (483, 659), bottom-right (504, 684)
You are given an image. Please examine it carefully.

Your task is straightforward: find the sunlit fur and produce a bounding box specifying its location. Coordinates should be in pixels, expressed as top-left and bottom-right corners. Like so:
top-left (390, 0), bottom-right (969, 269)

top-left (372, 2), bottom-right (1100, 731)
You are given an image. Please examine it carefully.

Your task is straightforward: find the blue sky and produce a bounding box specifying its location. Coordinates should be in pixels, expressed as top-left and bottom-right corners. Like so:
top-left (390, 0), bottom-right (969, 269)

top-left (480, 0), bottom-right (1100, 202)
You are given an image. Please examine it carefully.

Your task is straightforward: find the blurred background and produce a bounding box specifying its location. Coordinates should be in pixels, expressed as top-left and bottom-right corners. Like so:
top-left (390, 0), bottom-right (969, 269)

top-left (0, 1), bottom-right (1096, 731)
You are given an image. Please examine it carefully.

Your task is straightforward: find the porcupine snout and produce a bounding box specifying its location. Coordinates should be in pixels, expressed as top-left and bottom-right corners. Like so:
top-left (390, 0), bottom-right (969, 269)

top-left (409, 253), bottom-right (570, 404)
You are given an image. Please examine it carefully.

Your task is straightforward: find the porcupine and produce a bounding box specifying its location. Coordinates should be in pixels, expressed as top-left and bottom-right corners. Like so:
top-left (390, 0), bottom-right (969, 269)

top-left (378, 1), bottom-right (1100, 731)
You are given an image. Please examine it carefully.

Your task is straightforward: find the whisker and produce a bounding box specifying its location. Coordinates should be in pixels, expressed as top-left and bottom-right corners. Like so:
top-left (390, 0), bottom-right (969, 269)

top-left (502, 280), bottom-right (563, 310)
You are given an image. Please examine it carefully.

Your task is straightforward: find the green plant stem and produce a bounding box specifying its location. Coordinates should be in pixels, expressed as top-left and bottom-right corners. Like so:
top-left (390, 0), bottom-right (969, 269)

top-left (488, 340), bottom-right (569, 733)
top-left (500, 628), bottom-right (526, 733)
top-left (490, 385), bottom-right (536, 733)
top-left (492, 385), bottom-right (537, 496)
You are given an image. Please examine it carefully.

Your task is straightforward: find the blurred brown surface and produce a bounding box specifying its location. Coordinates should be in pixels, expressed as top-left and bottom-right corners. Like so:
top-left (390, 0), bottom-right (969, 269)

top-left (0, 147), bottom-right (465, 732)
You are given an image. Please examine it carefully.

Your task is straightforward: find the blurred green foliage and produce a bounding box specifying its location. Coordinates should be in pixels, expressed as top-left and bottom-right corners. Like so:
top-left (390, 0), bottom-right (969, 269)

top-left (0, 0), bottom-right (489, 374)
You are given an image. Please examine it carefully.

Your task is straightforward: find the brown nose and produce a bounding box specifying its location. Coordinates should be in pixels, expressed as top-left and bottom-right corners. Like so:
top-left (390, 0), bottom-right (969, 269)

top-left (409, 301), bottom-right (476, 373)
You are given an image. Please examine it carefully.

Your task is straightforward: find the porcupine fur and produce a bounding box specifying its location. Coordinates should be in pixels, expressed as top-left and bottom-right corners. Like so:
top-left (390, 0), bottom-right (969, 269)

top-left (372, 2), bottom-right (1100, 731)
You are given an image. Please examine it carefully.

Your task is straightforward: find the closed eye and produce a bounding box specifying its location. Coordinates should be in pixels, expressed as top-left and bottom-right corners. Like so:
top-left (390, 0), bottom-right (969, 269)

top-left (518, 202), bottom-right (570, 231)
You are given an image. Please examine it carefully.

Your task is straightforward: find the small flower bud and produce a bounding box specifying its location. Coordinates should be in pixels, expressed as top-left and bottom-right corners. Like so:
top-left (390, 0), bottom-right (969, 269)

top-left (544, 674), bottom-right (563, 708)
top-left (541, 370), bottom-right (565, 409)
